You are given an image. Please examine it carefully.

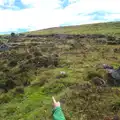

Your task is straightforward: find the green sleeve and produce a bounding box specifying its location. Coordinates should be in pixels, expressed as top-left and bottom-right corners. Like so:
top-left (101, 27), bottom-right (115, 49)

top-left (52, 107), bottom-right (66, 120)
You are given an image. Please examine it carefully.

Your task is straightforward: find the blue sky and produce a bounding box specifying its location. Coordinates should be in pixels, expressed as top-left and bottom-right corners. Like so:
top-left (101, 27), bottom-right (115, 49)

top-left (0, 0), bottom-right (120, 34)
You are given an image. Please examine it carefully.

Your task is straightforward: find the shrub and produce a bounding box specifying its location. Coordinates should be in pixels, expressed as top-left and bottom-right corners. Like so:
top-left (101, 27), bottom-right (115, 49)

top-left (5, 80), bottom-right (16, 90)
top-left (42, 82), bottom-right (65, 94)
top-left (2, 67), bottom-right (10, 73)
top-left (53, 57), bottom-right (59, 67)
top-left (5, 105), bottom-right (17, 115)
top-left (26, 54), bottom-right (59, 68)
top-left (111, 100), bottom-right (120, 113)
top-left (33, 51), bottom-right (42, 57)
top-left (107, 36), bottom-right (116, 41)
top-left (91, 77), bottom-right (106, 86)
top-left (11, 32), bottom-right (15, 37)
top-left (31, 79), bottom-right (47, 87)
top-left (87, 71), bottom-right (103, 80)
top-left (0, 83), bottom-right (7, 92)
top-left (0, 94), bottom-right (11, 104)
top-left (41, 47), bottom-right (48, 52)
top-left (26, 54), bottom-right (32, 59)
top-left (62, 85), bottom-right (118, 120)
top-left (42, 81), bottom-right (74, 95)
top-left (15, 86), bottom-right (24, 94)
top-left (8, 60), bottom-right (18, 67)
top-left (19, 62), bottom-right (33, 72)
top-left (31, 75), bottom-right (49, 87)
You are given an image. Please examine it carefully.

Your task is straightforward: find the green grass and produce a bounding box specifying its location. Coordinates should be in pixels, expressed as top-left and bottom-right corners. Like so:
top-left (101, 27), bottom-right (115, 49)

top-left (27, 21), bottom-right (120, 36)
top-left (0, 86), bottom-right (51, 120)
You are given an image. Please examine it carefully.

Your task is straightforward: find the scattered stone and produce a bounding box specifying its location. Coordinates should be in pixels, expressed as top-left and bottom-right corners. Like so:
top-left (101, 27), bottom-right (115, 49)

top-left (56, 71), bottom-right (67, 79)
top-left (60, 71), bottom-right (66, 75)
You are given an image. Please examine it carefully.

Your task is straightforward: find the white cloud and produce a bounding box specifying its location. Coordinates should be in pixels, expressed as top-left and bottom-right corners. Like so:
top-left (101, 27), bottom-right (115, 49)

top-left (104, 13), bottom-right (120, 21)
top-left (64, 0), bottom-right (120, 14)
top-left (0, 0), bottom-right (15, 7)
top-left (0, 0), bottom-right (120, 33)
top-left (69, 0), bottom-right (80, 4)
top-left (0, 0), bottom-right (4, 5)
top-left (21, 0), bottom-right (61, 9)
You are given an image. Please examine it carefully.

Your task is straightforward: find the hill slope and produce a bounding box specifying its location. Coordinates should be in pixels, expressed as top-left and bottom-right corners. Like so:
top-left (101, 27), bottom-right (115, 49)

top-left (27, 21), bottom-right (120, 36)
top-left (0, 21), bottom-right (120, 120)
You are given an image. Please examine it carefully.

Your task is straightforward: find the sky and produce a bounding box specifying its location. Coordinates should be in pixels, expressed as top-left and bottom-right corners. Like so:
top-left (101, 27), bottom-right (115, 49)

top-left (0, 0), bottom-right (120, 34)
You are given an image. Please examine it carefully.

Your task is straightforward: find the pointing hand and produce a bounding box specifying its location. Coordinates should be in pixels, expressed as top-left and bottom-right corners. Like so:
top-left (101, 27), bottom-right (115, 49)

top-left (52, 96), bottom-right (60, 108)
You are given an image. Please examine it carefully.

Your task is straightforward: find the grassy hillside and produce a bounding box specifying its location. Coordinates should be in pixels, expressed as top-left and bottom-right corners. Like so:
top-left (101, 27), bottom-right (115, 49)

top-left (27, 22), bottom-right (120, 36)
top-left (0, 22), bottom-right (120, 120)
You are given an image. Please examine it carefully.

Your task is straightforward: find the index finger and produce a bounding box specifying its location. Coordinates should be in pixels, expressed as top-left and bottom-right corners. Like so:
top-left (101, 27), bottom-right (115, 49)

top-left (52, 96), bottom-right (56, 103)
